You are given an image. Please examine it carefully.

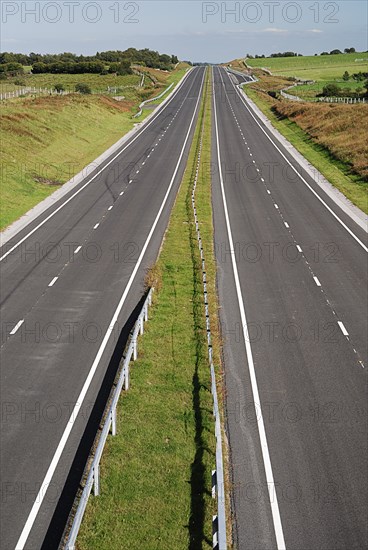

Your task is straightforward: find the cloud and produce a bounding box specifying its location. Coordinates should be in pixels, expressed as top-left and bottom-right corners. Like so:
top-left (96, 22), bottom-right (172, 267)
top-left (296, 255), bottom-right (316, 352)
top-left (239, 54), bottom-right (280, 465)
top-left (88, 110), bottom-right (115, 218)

top-left (1, 38), bottom-right (19, 44)
top-left (308, 29), bottom-right (323, 33)
top-left (261, 28), bottom-right (288, 34)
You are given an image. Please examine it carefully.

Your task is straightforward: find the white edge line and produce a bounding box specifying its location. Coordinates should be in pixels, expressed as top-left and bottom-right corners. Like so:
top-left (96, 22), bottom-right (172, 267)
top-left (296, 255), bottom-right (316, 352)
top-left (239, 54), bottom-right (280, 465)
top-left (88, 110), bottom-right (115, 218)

top-left (9, 319), bottom-right (24, 335)
top-left (226, 69), bottom-right (368, 253)
top-left (338, 321), bottom-right (349, 336)
top-left (14, 68), bottom-right (206, 550)
top-left (48, 277), bottom-right (58, 287)
top-left (0, 68), bottom-right (196, 263)
top-left (214, 68), bottom-right (286, 550)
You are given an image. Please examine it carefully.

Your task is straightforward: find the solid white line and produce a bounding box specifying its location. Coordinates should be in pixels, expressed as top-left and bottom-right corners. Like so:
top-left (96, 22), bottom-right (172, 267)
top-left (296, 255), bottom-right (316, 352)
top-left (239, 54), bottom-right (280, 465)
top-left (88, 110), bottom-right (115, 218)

top-left (225, 69), bottom-right (368, 253)
top-left (14, 68), bottom-right (206, 550)
top-left (214, 68), bottom-right (286, 550)
top-left (48, 277), bottom-right (58, 287)
top-left (10, 319), bottom-right (24, 335)
top-left (338, 321), bottom-right (349, 336)
top-left (313, 276), bottom-right (321, 286)
top-left (296, 245), bottom-right (303, 253)
top-left (0, 68), bottom-right (196, 264)
top-left (93, 223), bottom-right (100, 229)
top-left (74, 246), bottom-right (82, 255)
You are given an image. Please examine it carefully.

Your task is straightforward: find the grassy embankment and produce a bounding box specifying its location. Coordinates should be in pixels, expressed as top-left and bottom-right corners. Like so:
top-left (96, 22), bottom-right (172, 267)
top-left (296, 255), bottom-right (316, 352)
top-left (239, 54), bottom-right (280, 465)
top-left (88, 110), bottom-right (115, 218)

top-left (0, 64), bottom-right (189, 230)
top-left (76, 69), bottom-right (223, 549)
top-left (229, 56), bottom-right (368, 212)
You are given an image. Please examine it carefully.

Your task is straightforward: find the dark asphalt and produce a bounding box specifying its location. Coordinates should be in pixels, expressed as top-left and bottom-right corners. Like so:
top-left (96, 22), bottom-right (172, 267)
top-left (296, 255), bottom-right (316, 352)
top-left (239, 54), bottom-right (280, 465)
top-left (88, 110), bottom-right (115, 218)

top-left (212, 66), bottom-right (367, 549)
top-left (0, 66), bottom-right (205, 549)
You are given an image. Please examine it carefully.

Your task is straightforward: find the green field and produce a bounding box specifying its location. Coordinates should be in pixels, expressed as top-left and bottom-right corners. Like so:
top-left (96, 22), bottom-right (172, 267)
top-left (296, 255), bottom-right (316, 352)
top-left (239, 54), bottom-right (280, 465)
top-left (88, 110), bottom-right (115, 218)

top-left (0, 72), bottom-right (141, 95)
top-left (288, 79), bottom-right (366, 99)
top-left (247, 52), bottom-right (368, 80)
top-left (77, 69), bottom-right (220, 550)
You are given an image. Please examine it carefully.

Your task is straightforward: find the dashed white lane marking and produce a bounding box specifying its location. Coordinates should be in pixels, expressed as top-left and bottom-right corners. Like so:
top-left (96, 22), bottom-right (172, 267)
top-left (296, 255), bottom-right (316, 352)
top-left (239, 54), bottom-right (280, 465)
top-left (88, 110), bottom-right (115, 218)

top-left (296, 245), bottom-right (302, 253)
top-left (338, 321), bottom-right (349, 336)
top-left (93, 223), bottom-right (100, 230)
top-left (142, 161), bottom-right (146, 165)
top-left (313, 276), bottom-right (321, 287)
top-left (213, 70), bottom-right (286, 550)
top-left (74, 246), bottom-right (82, 255)
top-left (267, 190), bottom-right (271, 195)
top-left (108, 206), bottom-right (113, 211)
top-left (119, 192), bottom-right (124, 196)
top-left (284, 222), bottom-right (289, 228)
top-left (10, 320), bottom-right (24, 335)
top-left (274, 204), bottom-right (279, 209)
top-left (261, 177), bottom-right (265, 182)
top-left (48, 277), bottom-right (58, 287)
top-left (13, 68), bottom-right (206, 550)
top-left (136, 170), bottom-right (140, 174)
top-left (129, 179), bottom-right (133, 183)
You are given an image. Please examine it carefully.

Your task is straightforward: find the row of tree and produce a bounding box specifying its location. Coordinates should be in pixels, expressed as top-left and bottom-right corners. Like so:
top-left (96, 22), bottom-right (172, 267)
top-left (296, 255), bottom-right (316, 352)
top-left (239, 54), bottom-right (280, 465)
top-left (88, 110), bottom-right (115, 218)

top-left (246, 48), bottom-right (363, 59)
top-left (0, 49), bottom-right (180, 74)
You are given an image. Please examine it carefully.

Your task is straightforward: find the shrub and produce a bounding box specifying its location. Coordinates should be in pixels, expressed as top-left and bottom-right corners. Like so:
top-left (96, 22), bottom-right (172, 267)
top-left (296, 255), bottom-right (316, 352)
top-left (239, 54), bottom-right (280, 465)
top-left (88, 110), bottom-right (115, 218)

top-left (75, 83), bottom-right (91, 94)
top-left (54, 83), bottom-right (65, 93)
top-left (322, 83), bottom-right (340, 97)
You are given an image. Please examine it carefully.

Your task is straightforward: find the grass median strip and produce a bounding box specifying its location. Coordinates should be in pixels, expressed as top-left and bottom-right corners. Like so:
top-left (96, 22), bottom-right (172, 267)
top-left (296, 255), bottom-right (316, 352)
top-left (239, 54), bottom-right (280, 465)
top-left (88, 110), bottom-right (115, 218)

top-left (77, 69), bottom-right (224, 549)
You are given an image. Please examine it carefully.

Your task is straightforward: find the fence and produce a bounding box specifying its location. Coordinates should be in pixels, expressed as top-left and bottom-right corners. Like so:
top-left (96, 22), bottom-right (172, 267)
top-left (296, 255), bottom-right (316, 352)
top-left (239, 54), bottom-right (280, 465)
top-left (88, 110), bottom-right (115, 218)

top-left (191, 119), bottom-right (227, 549)
top-left (64, 288), bottom-right (154, 550)
top-left (0, 87), bottom-right (71, 100)
top-left (280, 84), bottom-right (366, 104)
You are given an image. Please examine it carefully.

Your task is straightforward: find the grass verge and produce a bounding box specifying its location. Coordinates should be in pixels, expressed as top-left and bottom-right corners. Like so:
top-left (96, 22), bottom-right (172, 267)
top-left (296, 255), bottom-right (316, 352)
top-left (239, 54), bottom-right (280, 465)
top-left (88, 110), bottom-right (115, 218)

top-left (0, 65), bottom-right (189, 230)
top-left (243, 86), bottom-right (368, 213)
top-left (76, 68), bottom-right (225, 549)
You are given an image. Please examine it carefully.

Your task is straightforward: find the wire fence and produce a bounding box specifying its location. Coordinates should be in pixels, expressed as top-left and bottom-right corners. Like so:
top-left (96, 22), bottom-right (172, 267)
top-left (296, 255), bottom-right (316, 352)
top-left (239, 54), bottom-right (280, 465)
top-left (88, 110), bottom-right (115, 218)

top-left (64, 289), bottom-right (154, 550)
top-left (191, 115), bottom-right (227, 549)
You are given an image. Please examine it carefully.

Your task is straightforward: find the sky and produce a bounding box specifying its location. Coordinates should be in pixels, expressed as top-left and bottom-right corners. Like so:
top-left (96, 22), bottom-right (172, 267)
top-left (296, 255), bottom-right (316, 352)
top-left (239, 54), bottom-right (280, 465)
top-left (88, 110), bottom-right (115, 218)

top-left (1, 0), bottom-right (367, 62)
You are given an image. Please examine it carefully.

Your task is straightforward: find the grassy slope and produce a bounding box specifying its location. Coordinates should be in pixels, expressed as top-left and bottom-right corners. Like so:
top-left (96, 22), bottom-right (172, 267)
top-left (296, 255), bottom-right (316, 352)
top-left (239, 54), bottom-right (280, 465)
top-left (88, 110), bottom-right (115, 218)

top-left (0, 65), bottom-right (189, 230)
top-left (77, 69), bottom-right (220, 550)
top-left (244, 86), bottom-right (368, 212)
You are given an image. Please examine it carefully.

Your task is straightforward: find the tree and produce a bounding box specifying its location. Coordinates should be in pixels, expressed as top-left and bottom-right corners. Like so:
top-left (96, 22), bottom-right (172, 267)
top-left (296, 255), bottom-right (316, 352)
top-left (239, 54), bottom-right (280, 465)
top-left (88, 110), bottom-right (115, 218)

top-left (75, 83), bottom-right (91, 94)
top-left (330, 49), bottom-right (342, 55)
top-left (322, 83), bottom-right (340, 97)
top-left (342, 71), bottom-right (349, 81)
top-left (344, 47), bottom-right (356, 53)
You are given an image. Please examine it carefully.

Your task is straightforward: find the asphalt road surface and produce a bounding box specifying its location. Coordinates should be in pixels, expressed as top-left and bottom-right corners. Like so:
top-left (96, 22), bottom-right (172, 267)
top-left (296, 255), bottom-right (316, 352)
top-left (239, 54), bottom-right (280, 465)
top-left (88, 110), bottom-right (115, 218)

top-left (0, 66), bottom-right (205, 550)
top-left (212, 66), bottom-right (367, 549)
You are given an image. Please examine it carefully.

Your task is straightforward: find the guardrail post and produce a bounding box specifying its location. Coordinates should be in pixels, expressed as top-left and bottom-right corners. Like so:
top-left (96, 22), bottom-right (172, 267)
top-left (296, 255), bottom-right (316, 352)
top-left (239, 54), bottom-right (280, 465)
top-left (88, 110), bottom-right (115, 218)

top-left (94, 463), bottom-right (100, 496)
top-left (111, 407), bottom-right (117, 436)
top-left (212, 515), bottom-right (219, 549)
top-left (140, 314), bottom-right (144, 335)
top-left (212, 469), bottom-right (217, 498)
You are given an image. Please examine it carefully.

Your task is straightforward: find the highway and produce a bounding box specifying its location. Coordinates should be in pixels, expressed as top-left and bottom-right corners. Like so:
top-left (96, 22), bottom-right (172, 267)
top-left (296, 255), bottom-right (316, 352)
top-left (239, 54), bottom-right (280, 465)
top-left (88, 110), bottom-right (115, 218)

top-left (0, 66), bottom-right (205, 549)
top-left (212, 66), bottom-right (367, 549)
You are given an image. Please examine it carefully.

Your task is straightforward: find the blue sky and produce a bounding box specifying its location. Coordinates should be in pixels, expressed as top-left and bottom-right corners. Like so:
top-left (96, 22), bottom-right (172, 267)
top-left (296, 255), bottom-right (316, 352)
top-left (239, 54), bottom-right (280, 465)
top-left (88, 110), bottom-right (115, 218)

top-left (1, 1), bottom-right (367, 62)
